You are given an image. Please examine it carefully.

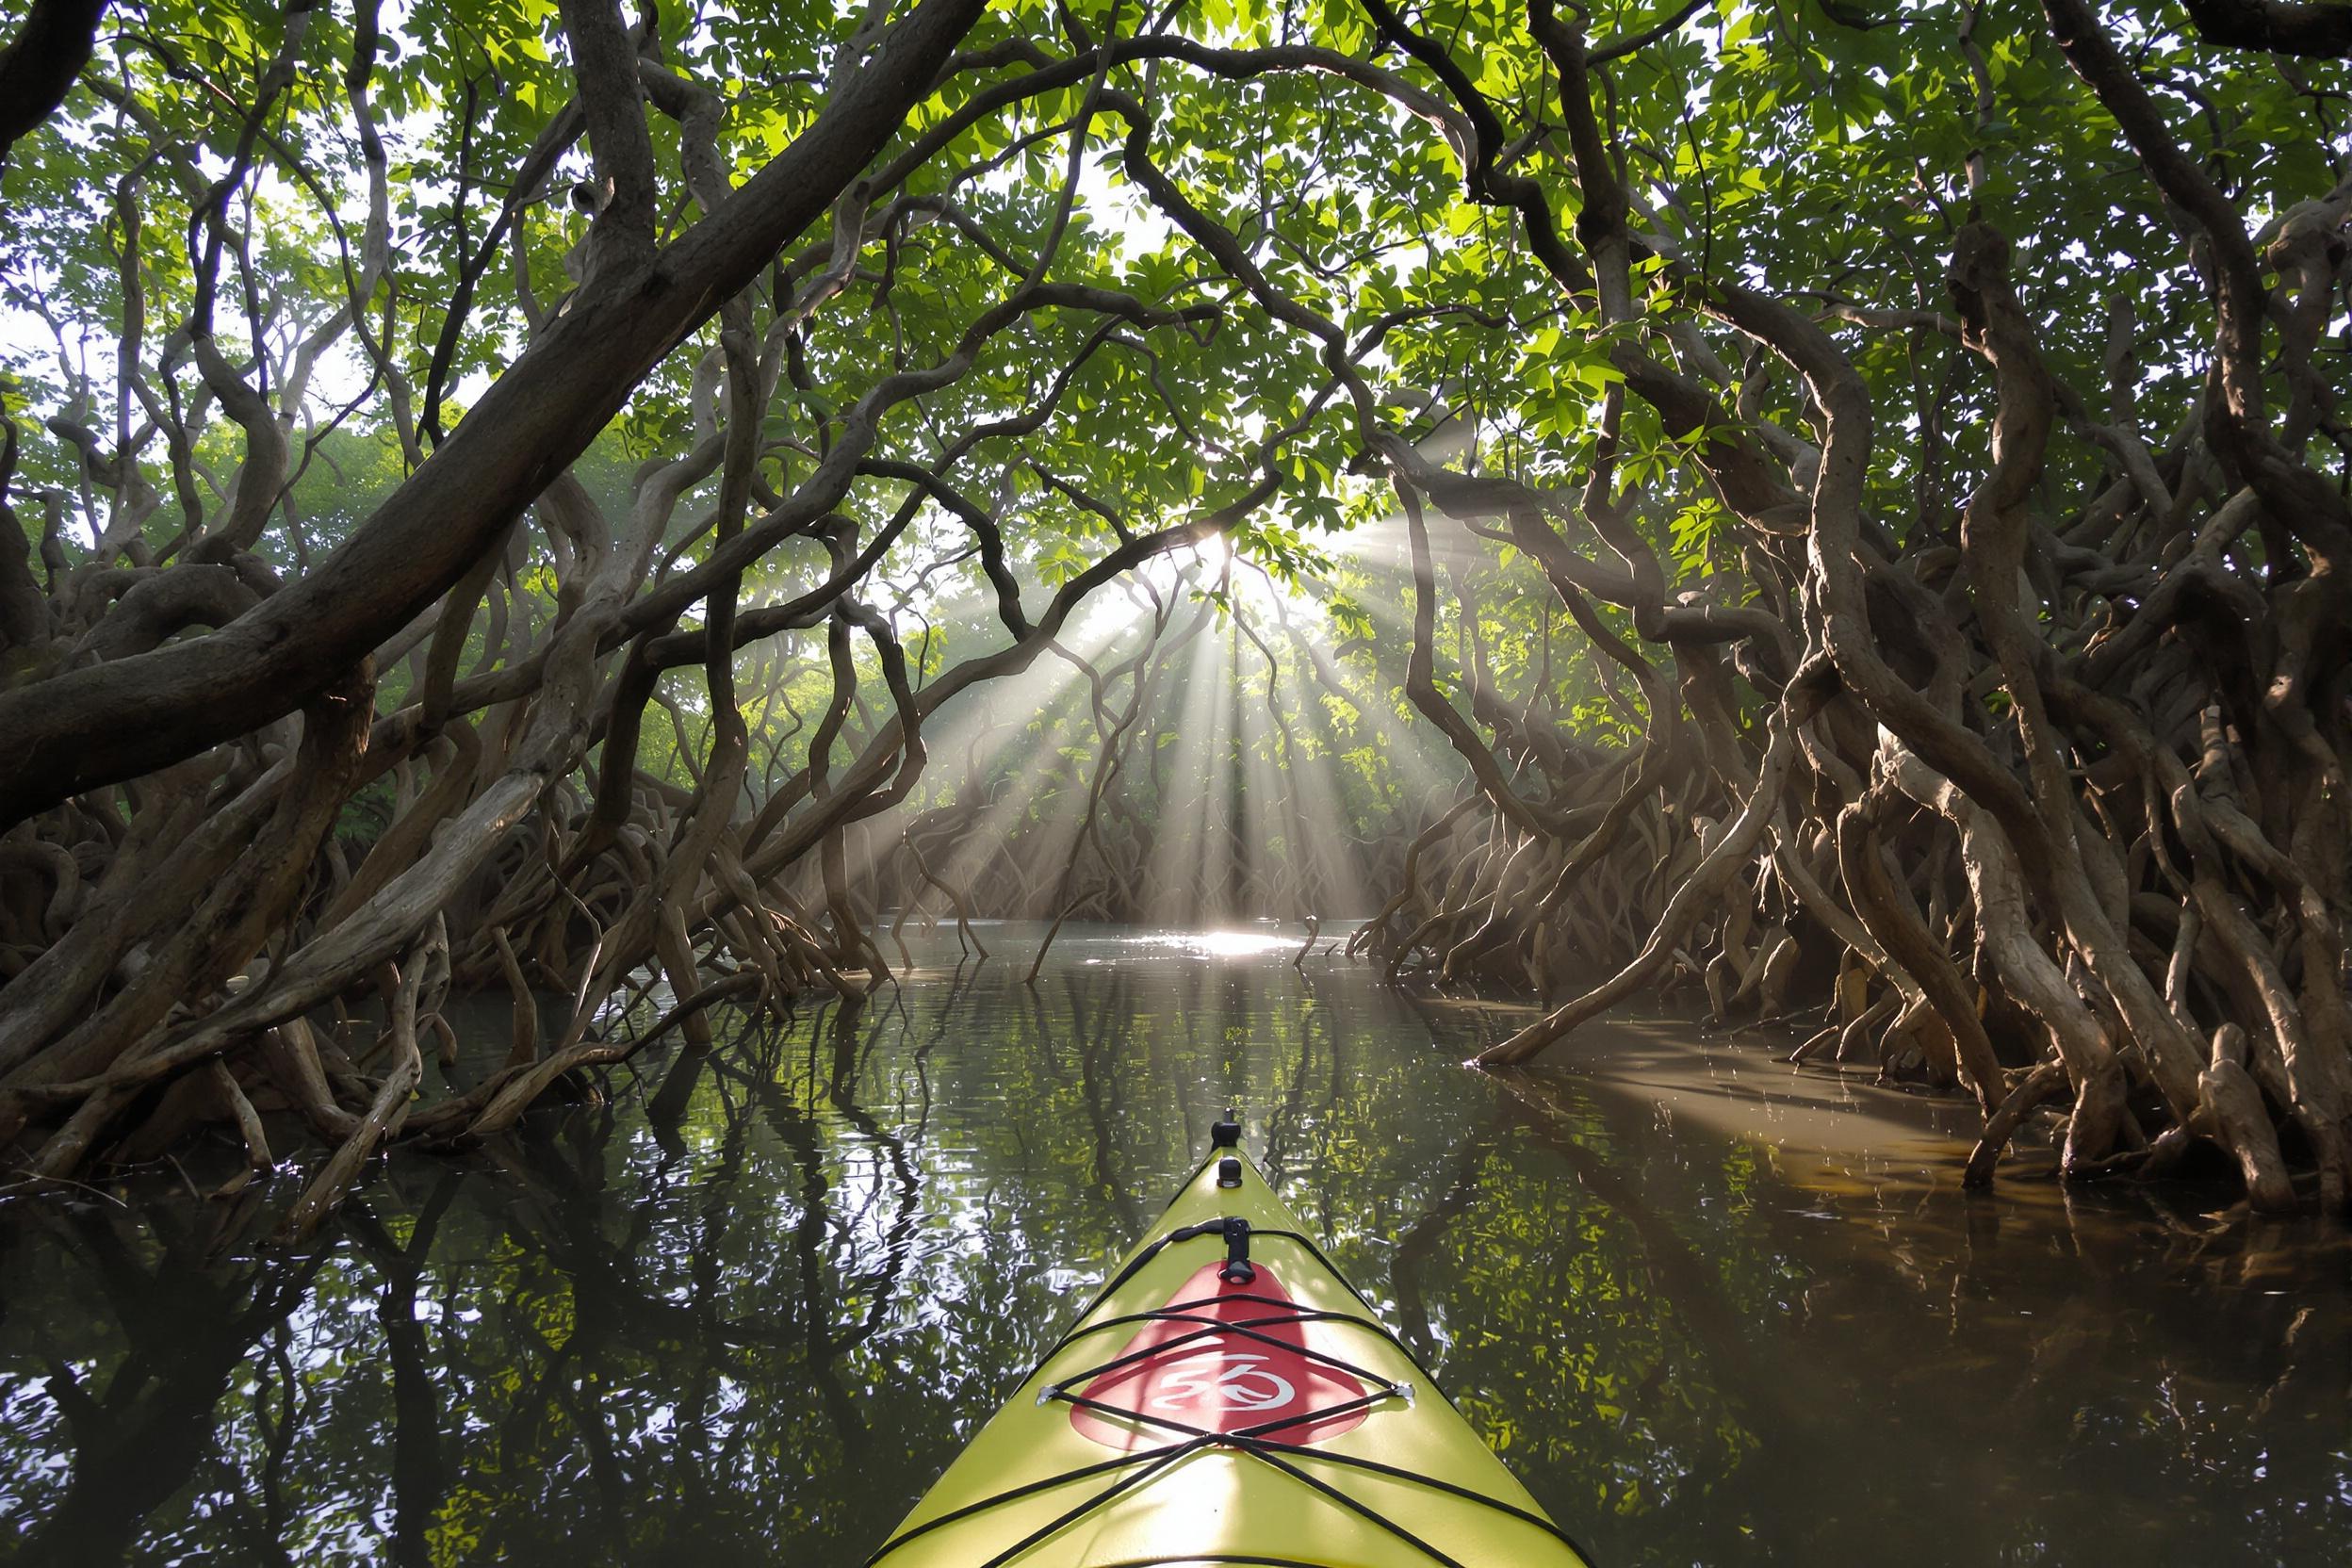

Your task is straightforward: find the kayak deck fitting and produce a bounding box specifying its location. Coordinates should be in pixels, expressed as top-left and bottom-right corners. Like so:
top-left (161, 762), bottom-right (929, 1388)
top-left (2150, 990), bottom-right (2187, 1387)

top-left (871, 1118), bottom-right (1593, 1567)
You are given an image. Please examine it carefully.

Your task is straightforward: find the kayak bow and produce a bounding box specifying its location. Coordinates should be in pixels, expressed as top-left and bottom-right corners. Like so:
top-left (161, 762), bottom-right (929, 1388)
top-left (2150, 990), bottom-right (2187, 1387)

top-left (872, 1119), bottom-right (1592, 1568)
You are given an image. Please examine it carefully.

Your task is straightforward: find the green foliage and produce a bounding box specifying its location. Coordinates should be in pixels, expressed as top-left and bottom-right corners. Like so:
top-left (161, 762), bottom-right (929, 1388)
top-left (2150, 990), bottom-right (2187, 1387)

top-left (4, 0), bottom-right (2338, 829)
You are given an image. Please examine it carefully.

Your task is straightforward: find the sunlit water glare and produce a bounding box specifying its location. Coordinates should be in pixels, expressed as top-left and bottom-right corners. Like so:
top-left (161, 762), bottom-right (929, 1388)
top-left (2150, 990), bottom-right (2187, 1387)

top-left (1127, 926), bottom-right (1304, 958)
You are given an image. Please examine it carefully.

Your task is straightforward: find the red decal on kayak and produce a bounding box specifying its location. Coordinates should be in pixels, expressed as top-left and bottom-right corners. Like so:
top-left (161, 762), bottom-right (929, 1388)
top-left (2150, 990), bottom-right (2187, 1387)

top-left (1069, 1261), bottom-right (1370, 1451)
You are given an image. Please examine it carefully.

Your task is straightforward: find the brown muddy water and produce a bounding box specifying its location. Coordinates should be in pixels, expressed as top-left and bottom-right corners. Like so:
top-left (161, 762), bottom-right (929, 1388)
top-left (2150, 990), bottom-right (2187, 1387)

top-left (2, 923), bottom-right (2347, 1566)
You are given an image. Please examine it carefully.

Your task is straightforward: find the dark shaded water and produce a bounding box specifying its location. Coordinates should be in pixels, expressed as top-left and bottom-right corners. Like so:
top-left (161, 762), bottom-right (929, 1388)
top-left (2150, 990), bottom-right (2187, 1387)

top-left (3, 925), bottom-right (2348, 1566)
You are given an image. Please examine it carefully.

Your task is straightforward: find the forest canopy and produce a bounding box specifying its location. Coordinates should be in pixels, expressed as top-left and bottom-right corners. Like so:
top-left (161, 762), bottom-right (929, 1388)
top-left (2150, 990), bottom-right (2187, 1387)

top-left (1, 0), bottom-right (2348, 1219)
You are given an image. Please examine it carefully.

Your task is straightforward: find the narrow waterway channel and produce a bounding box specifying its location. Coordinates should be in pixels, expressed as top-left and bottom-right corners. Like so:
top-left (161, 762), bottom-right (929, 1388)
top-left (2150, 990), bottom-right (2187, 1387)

top-left (3, 925), bottom-right (2347, 1566)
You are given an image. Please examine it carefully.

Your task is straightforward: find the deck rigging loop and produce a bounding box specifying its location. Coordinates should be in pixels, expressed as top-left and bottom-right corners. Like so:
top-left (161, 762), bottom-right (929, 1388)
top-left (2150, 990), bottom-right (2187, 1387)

top-left (1219, 1216), bottom-right (1256, 1284)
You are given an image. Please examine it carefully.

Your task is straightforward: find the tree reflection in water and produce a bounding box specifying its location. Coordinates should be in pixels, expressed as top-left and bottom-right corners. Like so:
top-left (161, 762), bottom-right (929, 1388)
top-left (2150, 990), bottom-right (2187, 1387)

top-left (2, 926), bottom-right (2347, 1566)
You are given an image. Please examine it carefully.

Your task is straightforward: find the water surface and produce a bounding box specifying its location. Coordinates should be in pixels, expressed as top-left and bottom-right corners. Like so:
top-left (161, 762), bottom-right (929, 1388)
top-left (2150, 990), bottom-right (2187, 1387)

top-left (3, 924), bottom-right (2346, 1565)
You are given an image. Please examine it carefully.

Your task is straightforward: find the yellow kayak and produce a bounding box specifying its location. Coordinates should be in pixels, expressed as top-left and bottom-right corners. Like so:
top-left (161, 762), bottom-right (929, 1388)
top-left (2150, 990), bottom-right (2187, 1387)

top-left (871, 1119), bottom-right (1593, 1567)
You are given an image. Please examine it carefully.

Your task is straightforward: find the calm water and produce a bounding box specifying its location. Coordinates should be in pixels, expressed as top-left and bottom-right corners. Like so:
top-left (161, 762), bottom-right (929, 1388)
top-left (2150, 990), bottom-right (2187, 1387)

top-left (2, 925), bottom-right (2347, 1566)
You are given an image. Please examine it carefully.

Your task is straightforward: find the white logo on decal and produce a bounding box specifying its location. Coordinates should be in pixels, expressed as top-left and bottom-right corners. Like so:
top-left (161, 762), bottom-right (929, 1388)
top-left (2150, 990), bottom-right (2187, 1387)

top-left (1149, 1353), bottom-right (1297, 1411)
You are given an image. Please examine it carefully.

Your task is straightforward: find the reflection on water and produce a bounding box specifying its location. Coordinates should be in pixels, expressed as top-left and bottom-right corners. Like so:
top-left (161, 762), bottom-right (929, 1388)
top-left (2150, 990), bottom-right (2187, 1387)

top-left (1120, 925), bottom-right (1306, 959)
top-left (1, 925), bottom-right (2346, 1566)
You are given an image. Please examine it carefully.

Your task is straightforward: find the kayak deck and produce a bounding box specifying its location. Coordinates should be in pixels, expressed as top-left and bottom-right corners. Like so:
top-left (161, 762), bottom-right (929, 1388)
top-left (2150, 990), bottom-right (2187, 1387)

top-left (872, 1128), bottom-right (1592, 1567)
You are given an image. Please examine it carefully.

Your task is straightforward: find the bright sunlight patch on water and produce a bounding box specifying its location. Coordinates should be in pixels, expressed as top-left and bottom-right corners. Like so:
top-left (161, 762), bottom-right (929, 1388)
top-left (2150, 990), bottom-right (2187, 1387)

top-left (1128, 928), bottom-right (1299, 958)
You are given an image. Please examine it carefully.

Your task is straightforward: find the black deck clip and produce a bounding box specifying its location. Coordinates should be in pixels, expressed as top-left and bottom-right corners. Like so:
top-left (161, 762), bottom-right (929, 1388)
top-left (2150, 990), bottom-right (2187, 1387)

top-left (1217, 1156), bottom-right (1243, 1189)
top-left (1210, 1114), bottom-right (1242, 1150)
top-left (1219, 1216), bottom-right (1255, 1285)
